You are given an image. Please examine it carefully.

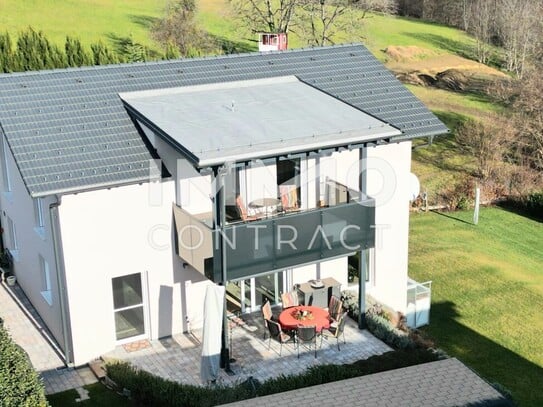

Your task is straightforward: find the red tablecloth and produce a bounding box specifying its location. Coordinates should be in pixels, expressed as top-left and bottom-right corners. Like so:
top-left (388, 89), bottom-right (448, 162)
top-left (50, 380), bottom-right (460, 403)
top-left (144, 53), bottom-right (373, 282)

top-left (278, 305), bottom-right (330, 333)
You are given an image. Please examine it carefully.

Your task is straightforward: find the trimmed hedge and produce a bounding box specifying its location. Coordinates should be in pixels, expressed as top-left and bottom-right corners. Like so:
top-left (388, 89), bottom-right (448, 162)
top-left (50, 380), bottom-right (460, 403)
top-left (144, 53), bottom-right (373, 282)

top-left (0, 324), bottom-right (48, 407)
top-left (106, 348), bottom-right (440, 407)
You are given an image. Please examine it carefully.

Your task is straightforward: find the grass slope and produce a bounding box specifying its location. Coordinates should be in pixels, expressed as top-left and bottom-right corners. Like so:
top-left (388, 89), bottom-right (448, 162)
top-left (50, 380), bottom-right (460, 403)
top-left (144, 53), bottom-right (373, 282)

top-left (0, 0), bottom-right (168, 52)
top-left (409, 207), bottom-right (543, 406)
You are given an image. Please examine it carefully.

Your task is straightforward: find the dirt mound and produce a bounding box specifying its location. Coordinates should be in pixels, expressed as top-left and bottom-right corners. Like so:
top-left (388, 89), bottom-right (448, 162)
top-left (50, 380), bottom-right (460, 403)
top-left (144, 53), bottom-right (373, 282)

top-left (384, 45), bottom-right (437, 62)
top-left (384, 46), bottom-right (510, 92)
top-left (385, 48), bottom-right (508, 79)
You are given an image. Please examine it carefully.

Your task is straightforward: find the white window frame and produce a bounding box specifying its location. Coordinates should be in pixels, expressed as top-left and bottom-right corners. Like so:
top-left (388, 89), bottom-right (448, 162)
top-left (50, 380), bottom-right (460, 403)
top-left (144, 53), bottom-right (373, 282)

top-left (6, 216), bottom-right (19, 261)
top-left (34, 198), bottom-right (46, 239)
top-left (35, 198), bottom-right (44, 227)
top-left (40, 255), bottom-right (53, 306)
top-left (1, 137), bottom-right (12, 194)
top-left (112, 272), bottom-right (148, 344)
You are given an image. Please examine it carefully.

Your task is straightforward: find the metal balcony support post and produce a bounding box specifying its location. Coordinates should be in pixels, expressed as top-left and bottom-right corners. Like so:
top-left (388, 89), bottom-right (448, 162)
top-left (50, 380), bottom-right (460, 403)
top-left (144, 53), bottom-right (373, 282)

top-left (214, 166), bottom-right (233, 373)
top-left (358, 147), bottom-right (367, 329)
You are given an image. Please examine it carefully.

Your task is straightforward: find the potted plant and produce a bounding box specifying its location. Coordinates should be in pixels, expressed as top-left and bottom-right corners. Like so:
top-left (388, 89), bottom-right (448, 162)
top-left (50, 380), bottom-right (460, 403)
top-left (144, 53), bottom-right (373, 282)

top-left (6, 274), bottom-right (16, 286)
top-left (0, 251), bottom-right (14, 285)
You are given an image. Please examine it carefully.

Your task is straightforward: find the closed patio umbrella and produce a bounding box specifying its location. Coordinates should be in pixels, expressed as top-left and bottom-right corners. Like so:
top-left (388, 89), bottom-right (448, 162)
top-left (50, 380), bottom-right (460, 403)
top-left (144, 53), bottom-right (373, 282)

top-left (200, 284), bottom-right (225, 383)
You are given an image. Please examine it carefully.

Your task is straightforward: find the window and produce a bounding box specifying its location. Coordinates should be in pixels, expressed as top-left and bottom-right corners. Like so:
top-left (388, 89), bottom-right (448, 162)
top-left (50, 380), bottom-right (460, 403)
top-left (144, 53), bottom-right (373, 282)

top-left (112, 273), bottom-right (146, 341)
top-left (7, 216), bottom-right (18, 250)
top-left (277, 158), bottom-right (301, 210)
top-left (33, 198), bottom-right (46, 239)
top-left (35, 198), bottom-right (44, 227)
top-left (6, 217), bottom-right (19, 261)
top-left (347, 249), bottom-right (375, 287)
top-left (1, 137), bottom-right (12, 192)
top-left (40, 255), bottom-right (52, 306)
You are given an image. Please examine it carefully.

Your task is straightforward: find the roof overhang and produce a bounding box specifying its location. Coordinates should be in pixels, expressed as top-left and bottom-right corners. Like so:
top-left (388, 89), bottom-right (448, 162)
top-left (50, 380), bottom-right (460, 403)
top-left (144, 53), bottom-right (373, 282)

top-left (120, 76), bottom-right (402, 169)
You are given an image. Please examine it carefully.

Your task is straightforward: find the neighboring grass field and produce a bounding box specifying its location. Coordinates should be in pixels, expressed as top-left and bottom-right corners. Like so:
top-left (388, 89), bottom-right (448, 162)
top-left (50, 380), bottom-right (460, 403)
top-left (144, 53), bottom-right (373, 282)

top-left (0, 0), bottom-right (168, 52)
top-left (409, 207), bottom-right (543, 407)
top-left (0, 0), bottom-right (479, 57)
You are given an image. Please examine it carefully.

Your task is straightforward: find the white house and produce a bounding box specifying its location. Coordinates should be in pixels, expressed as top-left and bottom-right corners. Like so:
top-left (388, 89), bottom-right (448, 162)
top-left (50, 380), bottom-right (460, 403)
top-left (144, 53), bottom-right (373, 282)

top-left (0, 44), bottom-right (447, 366)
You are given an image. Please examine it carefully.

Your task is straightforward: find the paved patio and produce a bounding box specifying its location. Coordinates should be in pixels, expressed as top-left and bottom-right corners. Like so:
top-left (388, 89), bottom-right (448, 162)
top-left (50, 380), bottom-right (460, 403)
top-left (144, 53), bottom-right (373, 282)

top-left (1, 277), bottom-right (391, 392)
top-left (104, 310), bottom-right (392, 386)
top-left (0, 279), bottom-right (97, 395)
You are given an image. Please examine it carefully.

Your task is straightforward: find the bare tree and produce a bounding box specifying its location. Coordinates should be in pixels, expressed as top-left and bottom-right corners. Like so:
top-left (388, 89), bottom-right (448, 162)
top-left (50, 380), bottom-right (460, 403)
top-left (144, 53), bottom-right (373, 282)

top-left (456, 115), bottom-right (511, 179)
top-left (228, 0), bottom-right (394, 45)
top-left (228, 0), bottom-right (298, 34)
top-left (512, 69), bottom-right (543, 170)
top-left (297, 0), bottom-right (351, 46)
top-left (152, 0), bottom-right (213, 56)
top-left (464, 0), bottom-right (496, 65)
top-left (496, 0), bottom-right (541, 78)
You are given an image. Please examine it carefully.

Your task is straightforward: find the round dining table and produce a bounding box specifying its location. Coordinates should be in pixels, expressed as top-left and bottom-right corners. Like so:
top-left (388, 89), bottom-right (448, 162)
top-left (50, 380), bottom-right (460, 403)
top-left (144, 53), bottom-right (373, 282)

top-left (278, 305), bottom-right (330, 333)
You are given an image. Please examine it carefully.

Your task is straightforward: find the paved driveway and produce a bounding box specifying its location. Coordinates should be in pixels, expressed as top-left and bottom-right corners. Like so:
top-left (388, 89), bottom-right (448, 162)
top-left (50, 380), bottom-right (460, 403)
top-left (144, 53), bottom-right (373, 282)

top-left (0, 280), bottom-right (96, 394)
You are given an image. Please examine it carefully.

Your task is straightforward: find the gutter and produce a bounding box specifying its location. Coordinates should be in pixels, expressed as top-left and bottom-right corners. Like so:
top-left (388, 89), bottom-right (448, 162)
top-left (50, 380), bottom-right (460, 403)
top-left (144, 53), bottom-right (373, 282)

top-left (49, 195), bottom-right (74, 366)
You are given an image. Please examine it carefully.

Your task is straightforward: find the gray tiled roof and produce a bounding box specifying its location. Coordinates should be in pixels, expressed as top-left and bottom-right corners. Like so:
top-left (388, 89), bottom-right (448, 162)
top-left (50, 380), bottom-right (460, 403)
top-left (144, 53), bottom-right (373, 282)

top-left (0, 44), bottom-right (448, 198)
top-left (222, 358), bottom-right (513, 407)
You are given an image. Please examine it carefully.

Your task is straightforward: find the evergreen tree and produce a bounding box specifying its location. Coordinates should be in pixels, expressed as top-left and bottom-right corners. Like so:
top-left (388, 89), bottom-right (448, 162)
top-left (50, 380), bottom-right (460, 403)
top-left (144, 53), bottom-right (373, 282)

top-left (90, 41), bottom-right (119, 65)
top-left (65, 36), bottom-right (91, 67)
top-left (124, 37), bottom-right (148, 63)
top-left (0, 32), bottom-right (20, 72)
top-left (16, 27), bottom-right (67, 71)
top-left (164, 41), bottom-right (180, 59)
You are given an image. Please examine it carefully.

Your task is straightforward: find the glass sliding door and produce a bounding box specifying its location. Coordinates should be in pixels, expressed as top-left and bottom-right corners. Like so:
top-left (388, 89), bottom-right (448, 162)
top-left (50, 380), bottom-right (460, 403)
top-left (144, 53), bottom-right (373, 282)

top-left (227, 271), bottom-right (284, 313)
top-left (112, 273), bottom-right (146, 341)
top-left (254, 272), bottom-right (283, 309)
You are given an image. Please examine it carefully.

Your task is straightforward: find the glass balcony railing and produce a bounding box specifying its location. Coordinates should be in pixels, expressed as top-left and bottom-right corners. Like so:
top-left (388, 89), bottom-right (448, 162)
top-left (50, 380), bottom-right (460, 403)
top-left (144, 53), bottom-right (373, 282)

top-left (175, 187), bottom-right (375, 283)
top-left (211, 198), bottom-right (375, 282)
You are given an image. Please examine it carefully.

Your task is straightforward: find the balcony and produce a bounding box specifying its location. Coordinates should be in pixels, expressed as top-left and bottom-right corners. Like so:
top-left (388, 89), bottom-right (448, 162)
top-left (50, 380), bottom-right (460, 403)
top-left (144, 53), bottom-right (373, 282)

top-left (174, 196), bottom-right (375, 283)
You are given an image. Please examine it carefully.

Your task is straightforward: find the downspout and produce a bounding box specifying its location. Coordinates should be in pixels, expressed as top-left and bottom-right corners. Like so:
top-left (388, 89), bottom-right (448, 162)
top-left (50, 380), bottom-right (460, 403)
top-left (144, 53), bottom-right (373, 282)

top-left (358, 148), bottom-right (368, 329)
top-left (49, 195), bottom-right (74, 366)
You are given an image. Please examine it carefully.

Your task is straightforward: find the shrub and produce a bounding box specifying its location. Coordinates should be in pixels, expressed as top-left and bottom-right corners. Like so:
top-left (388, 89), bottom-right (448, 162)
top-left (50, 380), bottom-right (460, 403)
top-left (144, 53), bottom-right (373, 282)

top-left (341, 290), bottom-right (360, 319)
top-left (107, 348), bottom-right (440, 406)
top-left (0, 326), bottom-right (48, 407)
top-left (499, 191), bottom-right (543, 221)
top-left (106, 361), bottom-right (251, 407)
top-left (366, 313), bottom-right (415, 350)
top-left (342, 291), bottom-right (438, 351)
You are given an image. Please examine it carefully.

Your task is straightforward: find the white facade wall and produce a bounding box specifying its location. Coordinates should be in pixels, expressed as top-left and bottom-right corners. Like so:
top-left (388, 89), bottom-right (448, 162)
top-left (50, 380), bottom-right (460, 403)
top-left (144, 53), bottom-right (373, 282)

top-left (0, 134), bottom-right (64, 351)
top-left (365, 142), bottom-right (412, 313)
top-left (57, 180), bottom-right (210, 365)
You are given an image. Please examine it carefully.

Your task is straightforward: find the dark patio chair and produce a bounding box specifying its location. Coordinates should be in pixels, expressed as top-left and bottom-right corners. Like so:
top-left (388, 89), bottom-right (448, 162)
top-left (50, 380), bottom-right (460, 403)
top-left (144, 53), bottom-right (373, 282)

top-left (296, 325), bottom-right (319, 358)
top-left (323, 311), bottom-right (348, 351)
top-left (266, 319), bottom-right (294, 356)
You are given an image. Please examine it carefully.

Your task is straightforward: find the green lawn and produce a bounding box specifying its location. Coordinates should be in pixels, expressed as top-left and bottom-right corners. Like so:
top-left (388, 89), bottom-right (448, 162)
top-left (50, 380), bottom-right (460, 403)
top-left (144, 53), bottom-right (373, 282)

top-left (0, 0), bottom-right (168, 52)
top-left (47, 382), bottom-right (131, 407)
top-left (409, 207), bottom-right (543, 407)
top-left (0, 0), bottom-right (479, 58)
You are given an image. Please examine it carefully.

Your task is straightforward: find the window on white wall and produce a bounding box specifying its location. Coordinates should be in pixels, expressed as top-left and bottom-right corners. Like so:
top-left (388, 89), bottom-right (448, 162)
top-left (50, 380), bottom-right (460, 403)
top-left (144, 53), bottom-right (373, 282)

top-left (35, 198), bottom-right (44, 227)
top-left (1, 137), bottom-right (12, 192)
top-left (347, 248), bottom-right (375, 288)
top-left (112, 273), bottom-right (146, 341)
top-left (40, 255), bottom-right (53, 306)
top-left (7, 216), bottom-right (17, 250)
top-left (34, 198), bottom-right (46, 239)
